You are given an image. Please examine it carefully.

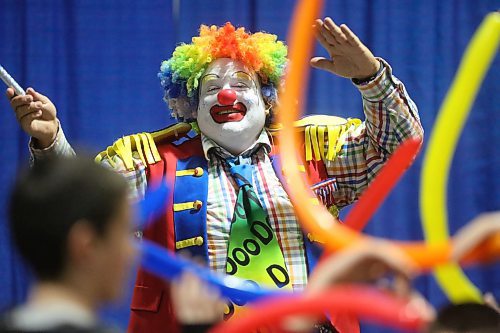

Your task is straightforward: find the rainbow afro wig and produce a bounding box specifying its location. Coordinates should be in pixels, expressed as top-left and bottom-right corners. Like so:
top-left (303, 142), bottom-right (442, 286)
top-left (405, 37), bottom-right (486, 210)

top-left (158, 22), bottom-right (288, 121)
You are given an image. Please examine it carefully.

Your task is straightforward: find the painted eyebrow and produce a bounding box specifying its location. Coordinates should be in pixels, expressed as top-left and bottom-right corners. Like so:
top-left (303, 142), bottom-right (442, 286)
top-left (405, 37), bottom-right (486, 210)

top-left (200, 73), bottom-right (220, 85)
top-left (232, 71), bottom-right (253, 81)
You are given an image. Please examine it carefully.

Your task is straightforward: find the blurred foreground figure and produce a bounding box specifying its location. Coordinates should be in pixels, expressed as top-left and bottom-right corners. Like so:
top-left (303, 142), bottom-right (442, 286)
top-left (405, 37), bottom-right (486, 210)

top-left (1, 158), bottom-right (224, 333)
top-left (426, 303), bottom-right (499, 333)
top-left (1, 157), bottom-right (134, 332)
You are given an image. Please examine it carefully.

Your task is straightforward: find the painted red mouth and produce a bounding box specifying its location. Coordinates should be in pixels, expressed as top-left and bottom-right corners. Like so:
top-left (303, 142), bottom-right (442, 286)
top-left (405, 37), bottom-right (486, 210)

top-left (210, 102), bottom-right (247, 123)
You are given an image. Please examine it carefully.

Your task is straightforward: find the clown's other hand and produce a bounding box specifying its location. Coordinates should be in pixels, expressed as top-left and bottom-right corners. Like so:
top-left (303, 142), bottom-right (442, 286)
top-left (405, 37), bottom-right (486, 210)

top-left (311, 17), bottom-right (380, 80)
top-left (171, 272), bottom-right (226, 325)
top-left (7, 87), bottom-right (59, 149)
top-left (452, 211), bottom-right (500, 262)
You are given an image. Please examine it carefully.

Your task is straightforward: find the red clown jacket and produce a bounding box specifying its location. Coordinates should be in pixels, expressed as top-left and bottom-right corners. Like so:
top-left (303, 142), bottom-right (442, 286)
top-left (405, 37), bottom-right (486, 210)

top-left (96, 116), bottom-right (358, 333)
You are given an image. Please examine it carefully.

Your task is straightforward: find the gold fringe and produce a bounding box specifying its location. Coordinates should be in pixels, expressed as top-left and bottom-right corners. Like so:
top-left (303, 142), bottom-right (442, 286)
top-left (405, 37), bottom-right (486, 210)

top-left (94, 123), bottom-right (191, 171)
top-left (303, 117), bottom-right (362, 162)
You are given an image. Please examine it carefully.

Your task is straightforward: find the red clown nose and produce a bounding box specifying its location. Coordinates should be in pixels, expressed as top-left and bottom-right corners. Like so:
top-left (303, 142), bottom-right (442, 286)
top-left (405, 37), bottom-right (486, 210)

top-left (217, 89), bottom-right (237, 105)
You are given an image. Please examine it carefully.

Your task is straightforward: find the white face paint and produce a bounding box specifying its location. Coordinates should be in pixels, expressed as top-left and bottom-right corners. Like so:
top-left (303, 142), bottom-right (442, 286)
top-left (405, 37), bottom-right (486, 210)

top-left (197, 58), bottom-right (266, 155)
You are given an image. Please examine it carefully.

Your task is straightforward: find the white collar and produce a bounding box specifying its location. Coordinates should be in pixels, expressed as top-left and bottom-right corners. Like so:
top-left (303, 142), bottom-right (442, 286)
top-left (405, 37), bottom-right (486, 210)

top-left (201, 128), bottom-right (272, 160)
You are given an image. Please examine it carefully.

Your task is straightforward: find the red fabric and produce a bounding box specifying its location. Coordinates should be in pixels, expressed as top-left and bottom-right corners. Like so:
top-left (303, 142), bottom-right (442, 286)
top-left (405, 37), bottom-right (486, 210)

top-left (305, 158), bottom-right (328, 185)
top-left (127, 137), bottom-right (203, 333)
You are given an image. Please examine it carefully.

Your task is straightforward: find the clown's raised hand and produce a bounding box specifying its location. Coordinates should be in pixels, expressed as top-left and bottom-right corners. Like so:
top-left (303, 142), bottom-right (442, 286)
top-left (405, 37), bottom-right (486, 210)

top-left (311, 17), bottom-right (380, 80)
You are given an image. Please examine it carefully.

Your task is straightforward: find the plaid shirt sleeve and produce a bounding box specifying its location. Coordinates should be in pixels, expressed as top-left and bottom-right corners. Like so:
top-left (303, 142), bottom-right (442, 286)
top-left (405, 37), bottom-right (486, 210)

top-left (324, 58), bottom-right (424, 208)
top-left (29, 125), bottom-right (76, 164)
top-left (29, 125), bottom-right (147, 202)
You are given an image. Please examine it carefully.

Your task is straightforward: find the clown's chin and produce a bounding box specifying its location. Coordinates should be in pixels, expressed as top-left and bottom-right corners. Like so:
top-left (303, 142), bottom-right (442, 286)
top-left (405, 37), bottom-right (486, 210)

top-left (210, 119), bottom-right (263, 155)
top-left (218, 120), bottom-right (251, 135)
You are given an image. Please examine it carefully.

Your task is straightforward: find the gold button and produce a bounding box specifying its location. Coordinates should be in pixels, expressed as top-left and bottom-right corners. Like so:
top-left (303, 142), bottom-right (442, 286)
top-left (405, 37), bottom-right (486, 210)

top-left (193, 200), bottom-right (203, 210)
top-left (195, 236), bottom-right (204, 246)
top-left (193, 167), bottom-right (204, 177)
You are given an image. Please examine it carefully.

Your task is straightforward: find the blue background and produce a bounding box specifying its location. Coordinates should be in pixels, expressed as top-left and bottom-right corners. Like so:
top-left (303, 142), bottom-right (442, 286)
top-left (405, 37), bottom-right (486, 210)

top-left (0, 0), bottom-right (499, 332)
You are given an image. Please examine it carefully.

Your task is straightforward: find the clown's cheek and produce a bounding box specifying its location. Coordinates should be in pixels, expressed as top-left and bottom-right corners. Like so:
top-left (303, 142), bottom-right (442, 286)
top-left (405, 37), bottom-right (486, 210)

top-left (198, 101), bottom-right (212, 120)
top-left (199, 99), bottom-right (209, 112)
top-left (239, 90), bottom-right (259, 105)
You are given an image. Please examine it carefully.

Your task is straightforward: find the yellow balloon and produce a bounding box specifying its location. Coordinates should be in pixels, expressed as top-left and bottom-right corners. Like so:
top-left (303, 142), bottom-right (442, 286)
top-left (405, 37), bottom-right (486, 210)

top-left (420, 12), bottom-right (500, 303)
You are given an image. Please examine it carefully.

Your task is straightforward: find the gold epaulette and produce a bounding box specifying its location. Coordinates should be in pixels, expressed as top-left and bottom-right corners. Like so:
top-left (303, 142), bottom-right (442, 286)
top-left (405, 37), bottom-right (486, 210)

top-left (269, 115), bottom-right (362, 161)
top-left (95, 122), bottom-right (192, 171)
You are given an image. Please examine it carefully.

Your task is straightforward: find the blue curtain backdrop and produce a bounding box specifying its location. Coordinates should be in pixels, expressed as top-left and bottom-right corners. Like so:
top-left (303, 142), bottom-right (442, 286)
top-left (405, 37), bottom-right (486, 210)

top-left (0, 0), bottom-right (498, 331)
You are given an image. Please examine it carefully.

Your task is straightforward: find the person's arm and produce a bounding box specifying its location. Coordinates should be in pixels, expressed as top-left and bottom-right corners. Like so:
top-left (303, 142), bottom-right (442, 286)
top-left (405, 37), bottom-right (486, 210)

top-left (326, 60), bottom-right (423, 207)
top-left (7, 87), bottom-right (59, 148)
top-left (171, 273), bottom-right (225, 333)
top-left (451, 212), bottom-right (500, 313)
top-left (28, 124), bottom-right (147, 202)
top-left (283, 241), bottom-right (434, 332)
top-left (28, 123), bottom-right (76, 162)
top-left (6, 87), bottom-right (76, 163)
top-left (28, 123), bottom-right (148, 202)
top-left (6, 87), bottom-right (148, 202)
top-left (451, 212), bottom-right (500, 263)
top-left (310, 18), bottom-right (423, 207)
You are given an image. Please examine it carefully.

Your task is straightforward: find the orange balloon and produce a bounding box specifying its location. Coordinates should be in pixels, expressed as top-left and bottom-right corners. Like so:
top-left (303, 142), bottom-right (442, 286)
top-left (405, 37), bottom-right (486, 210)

top-left (276, 0), bottom-right (499, 269)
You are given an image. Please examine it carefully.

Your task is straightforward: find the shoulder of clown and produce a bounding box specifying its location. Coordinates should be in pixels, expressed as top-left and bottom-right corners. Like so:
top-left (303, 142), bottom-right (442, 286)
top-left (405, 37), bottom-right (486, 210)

top-left (94, 121), bottom-right (198, 171)
top-left (94, 114), bottom-right (362, 171)
top-left (270, 114), bottom-right (351, 133)
top-left (270, 114), bottom-right (361, 161)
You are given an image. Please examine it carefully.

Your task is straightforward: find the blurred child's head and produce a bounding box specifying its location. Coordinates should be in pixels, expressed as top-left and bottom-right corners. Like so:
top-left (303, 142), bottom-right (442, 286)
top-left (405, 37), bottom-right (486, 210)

top-left (9, 157), bottom-right (136, 304)
top-left (426, 302), bottom-right (499, 333)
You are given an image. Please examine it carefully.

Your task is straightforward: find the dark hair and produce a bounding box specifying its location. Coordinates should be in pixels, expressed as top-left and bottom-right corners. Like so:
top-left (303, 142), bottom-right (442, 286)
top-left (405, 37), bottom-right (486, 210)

top-left (427, 302), bottom-right (500, 333)
top-left (8, 156), bottom-right (128, 281)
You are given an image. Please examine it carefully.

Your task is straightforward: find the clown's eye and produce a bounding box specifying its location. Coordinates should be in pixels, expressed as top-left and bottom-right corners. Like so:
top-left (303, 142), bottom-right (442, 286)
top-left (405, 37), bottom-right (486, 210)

top-left (207, 86), bottom-right (220, 92)
top-left (233, 82), bottom-right (249, 89)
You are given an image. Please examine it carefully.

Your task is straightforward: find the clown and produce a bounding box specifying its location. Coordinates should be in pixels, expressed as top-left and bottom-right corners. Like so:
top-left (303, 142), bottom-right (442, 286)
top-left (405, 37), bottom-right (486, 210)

top-left (8, 18), bottom-right (423, 333)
